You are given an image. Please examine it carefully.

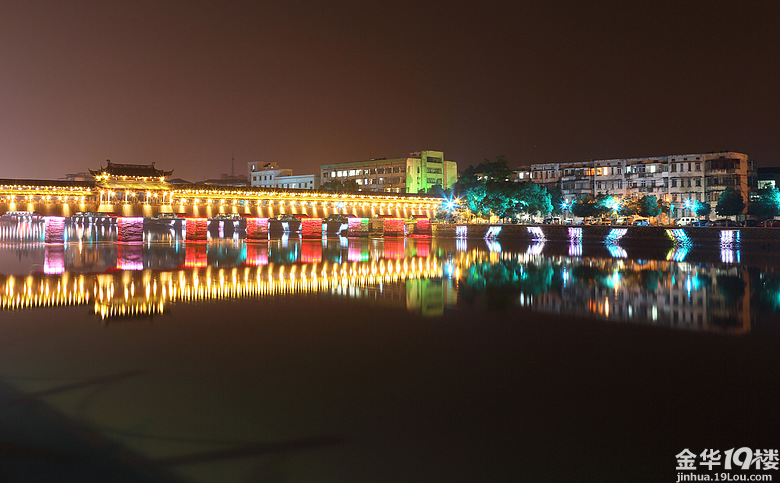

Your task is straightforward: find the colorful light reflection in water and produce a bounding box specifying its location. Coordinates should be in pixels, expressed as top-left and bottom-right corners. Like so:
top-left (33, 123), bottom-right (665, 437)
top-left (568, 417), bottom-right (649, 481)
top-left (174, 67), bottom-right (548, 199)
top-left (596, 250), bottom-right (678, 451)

top-left (0, 219), bottom-right (777, 332)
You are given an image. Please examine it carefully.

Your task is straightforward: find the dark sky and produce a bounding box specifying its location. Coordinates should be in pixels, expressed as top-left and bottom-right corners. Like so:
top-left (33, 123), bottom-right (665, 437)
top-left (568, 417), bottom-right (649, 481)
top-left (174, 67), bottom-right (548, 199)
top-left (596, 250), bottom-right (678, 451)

top-left (1, 1), bottom-right (778, 181)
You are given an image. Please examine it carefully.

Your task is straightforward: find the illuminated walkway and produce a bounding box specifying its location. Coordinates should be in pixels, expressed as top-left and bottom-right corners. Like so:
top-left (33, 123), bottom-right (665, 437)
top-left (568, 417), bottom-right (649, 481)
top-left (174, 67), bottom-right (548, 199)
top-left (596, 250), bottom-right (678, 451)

top-left (0, 178), bottom-right (442, 218)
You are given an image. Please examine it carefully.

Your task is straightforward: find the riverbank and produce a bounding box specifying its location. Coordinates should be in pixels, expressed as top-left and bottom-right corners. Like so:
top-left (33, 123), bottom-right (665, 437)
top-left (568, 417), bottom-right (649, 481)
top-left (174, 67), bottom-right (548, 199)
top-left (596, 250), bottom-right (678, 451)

top-left (432, 222), bottom-right (780, 247)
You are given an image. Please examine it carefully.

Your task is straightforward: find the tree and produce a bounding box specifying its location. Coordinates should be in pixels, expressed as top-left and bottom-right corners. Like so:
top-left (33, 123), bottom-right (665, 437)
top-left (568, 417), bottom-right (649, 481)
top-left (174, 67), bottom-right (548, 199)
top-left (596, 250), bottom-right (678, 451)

top-left (747, 188), bottom-right (780, 221)
top-left (715, 188), bottom-right (745, 217)
top-left (458, 155), bottom-right (513, 184)
top-left (619, 197), bottom-right (639, 216)
top-left (693, 201), bottom-right (711, 218)
top-left (547, 184), bottom-right (564, 215)
top-left (594, 194), bottom-right (618, 217)
top-left (570, 194), bottom-right (598, 218)
top-left (619, 195), bottom-right (661, 219)
top-left (454, 157), bottom-right (551, 220)
top-left (636, 195), bottom-right (662, 218)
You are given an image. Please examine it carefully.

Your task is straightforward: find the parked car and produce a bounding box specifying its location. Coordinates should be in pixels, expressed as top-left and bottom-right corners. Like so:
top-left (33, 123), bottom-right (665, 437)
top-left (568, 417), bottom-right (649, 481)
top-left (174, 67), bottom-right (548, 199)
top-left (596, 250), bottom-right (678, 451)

top-left (586, 217), bottom-right (612, 225)
top-left (675, 217), bottom-right (698, 226)
top-left (759, 220), bottom-right (780, 227)
top-left (711, 219), bottom-right (739, 227)
top-left (632, 219), bottom-right (650, 226)
top-left (690, 220), bottom-right (709, 227)
top-left (742, 220), bottom-right (759, 227)
top-left (543, 217), bottom-right (561, 224)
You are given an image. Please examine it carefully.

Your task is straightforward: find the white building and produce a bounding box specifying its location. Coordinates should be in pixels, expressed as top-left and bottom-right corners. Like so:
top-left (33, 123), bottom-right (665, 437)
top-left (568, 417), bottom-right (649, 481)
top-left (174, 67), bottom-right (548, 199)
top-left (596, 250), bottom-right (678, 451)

top-left (529, 151), bottom-right (755, 219)
top-left (247, 162), bottom-right (321, 190)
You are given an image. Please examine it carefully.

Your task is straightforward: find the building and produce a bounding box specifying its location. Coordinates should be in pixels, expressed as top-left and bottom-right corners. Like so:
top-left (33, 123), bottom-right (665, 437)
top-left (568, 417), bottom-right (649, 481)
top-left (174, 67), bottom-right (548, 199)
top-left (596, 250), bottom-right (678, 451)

top-left (510, 166), bottom-right (532, 183)
top-left (757, 167), bottom-right (780, 190)
top-left (247, 162), bottom-right (321, 190)
top-left (89, 160), bottom-right (173, 182)
top-left (320, 150), bottom-right (457, 194)
top-left (198, 173), bottom-right (248, 187)
top-left (61, 172), bottom-right (94, 182)
top-left (528, 151), bottom-right (755, 219)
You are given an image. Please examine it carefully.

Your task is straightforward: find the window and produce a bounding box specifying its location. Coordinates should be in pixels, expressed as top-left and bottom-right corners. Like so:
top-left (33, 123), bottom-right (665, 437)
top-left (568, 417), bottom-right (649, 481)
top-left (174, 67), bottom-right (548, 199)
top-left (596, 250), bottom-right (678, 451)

top-left (671, 178), bottom-right (677, 187)
top-left (671, 164), bottom-right (677, 173)
top-left (695, 162), bottom-right (701, 171)
top-left (695, 179), bottom-right (701, 187)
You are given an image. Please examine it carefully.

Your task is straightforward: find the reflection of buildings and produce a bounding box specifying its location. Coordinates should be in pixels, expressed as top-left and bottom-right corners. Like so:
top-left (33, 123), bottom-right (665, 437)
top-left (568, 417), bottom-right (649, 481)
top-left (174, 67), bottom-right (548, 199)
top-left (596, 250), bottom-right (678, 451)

top-left (0, 227), bottom-right (758, 331)
top-left (517, 256), bottom-right (751, 334)
top-left (406, 278), bottom-right (458, 316)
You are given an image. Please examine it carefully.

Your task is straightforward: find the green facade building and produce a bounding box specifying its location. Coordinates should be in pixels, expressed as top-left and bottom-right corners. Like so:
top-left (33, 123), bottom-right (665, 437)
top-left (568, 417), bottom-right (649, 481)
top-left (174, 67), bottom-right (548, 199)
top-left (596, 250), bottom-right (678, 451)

top-left (320, 150), bottom-right (457, 194)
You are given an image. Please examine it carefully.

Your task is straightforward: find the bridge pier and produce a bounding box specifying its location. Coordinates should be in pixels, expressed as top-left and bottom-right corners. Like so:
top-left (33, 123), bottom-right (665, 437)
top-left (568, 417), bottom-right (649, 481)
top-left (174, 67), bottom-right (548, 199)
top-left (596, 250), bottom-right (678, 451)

top-left (301, 218), bottom-right (322, 239)
top-left (382, 218), bottom-right (406, 237)
top-left (246, 218), bottom-right (269, 240)
top-left (44, 216), bottom-right (66, 243)
top-left (117, 217), bottom-right (144, 242)
top-left (186, 218), bottom-right (208, 241)
top-left (348, 218), bottom-right (369, 237)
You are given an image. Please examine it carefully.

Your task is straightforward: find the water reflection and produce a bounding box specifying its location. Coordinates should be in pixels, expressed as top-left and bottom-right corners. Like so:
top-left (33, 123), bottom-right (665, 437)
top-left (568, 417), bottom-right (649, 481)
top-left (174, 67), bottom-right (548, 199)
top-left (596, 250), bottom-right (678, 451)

top-left (0, 218), bottom-right (777, 332)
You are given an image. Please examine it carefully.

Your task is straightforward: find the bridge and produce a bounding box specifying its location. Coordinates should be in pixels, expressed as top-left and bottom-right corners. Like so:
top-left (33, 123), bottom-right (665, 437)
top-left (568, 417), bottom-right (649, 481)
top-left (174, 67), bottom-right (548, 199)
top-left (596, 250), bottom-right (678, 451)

top-left (0, 178), bottom-right (443, 219)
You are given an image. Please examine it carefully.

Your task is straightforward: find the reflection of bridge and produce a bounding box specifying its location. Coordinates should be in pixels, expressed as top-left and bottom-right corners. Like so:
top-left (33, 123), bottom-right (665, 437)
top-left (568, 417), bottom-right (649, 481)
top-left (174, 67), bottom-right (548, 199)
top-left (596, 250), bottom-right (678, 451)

top-left (0, 226), bottom-right (761, 331)
top-left (0, 178), bottom-right (442, 218)
top-left (0, 256), bottom-right (447, 320)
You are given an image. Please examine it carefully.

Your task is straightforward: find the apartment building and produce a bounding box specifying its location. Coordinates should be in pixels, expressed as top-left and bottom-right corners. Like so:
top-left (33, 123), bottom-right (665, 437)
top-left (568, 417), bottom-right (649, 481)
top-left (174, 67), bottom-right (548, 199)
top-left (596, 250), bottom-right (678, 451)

top-left (529, 152), bottom-right (754, 218)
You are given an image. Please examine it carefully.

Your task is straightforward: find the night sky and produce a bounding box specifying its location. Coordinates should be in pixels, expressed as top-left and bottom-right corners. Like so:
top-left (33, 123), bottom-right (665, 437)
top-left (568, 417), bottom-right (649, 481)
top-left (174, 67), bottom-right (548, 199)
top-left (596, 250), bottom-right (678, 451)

top-left (1, 1), bottom-right (777, 181)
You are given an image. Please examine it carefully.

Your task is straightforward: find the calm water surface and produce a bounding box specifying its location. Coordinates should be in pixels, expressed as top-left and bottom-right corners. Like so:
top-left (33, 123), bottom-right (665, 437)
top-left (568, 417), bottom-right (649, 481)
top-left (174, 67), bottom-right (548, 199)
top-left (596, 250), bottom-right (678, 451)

top-left (0, 219), bottom-right (778, 482)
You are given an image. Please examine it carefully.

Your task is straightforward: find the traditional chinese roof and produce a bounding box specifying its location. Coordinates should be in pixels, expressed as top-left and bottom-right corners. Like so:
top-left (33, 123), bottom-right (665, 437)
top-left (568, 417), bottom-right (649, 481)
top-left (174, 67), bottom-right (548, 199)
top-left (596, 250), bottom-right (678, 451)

top-left (89, 160), bottom-right (173, 178)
